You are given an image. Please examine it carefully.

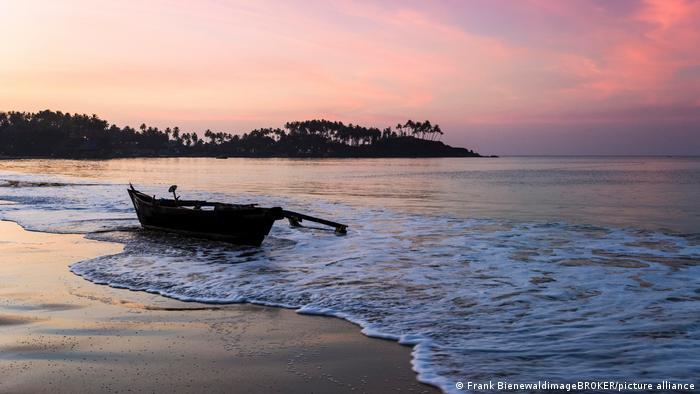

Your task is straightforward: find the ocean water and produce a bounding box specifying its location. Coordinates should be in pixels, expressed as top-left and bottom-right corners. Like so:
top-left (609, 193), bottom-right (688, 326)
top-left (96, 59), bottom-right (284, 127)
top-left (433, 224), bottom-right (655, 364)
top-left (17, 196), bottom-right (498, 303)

top-left (0, 157), bottom-right (699, 392)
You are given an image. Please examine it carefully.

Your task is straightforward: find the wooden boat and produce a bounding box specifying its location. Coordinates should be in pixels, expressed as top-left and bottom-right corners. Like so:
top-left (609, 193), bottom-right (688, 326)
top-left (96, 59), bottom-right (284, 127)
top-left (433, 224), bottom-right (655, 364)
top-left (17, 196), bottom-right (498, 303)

top-left (127, 184), bottom-right (346, 246)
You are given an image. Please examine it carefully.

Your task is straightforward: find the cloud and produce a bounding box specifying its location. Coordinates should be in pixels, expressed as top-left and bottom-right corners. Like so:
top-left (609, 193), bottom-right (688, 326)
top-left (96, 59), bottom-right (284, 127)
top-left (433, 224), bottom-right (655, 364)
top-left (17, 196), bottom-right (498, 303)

top-left (1, 0), bottom-right (698, 153)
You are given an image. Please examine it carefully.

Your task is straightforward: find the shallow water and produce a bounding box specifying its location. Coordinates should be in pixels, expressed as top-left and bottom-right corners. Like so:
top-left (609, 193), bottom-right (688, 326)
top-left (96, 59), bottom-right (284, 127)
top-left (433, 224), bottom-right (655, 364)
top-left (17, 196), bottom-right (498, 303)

top-left (1, 157), bottom-right (699, 392)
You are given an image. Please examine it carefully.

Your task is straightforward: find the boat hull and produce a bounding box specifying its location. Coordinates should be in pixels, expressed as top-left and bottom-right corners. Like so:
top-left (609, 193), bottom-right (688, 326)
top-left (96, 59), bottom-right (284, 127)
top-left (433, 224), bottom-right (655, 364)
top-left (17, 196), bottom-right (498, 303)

top-left (128, 189), bottom-right (283, 246)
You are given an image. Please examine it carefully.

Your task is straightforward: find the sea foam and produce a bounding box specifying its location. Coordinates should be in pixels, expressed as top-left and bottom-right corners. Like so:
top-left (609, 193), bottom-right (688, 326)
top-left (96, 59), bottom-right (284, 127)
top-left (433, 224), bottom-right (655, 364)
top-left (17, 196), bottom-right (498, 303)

top-left (1, 171), bottom-right (699, 393)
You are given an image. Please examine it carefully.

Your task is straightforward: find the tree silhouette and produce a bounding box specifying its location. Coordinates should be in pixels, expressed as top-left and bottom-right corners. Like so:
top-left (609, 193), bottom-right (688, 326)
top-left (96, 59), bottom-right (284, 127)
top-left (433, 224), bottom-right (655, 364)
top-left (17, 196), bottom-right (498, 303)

top-left (0, 110), bottom-right (478, 158)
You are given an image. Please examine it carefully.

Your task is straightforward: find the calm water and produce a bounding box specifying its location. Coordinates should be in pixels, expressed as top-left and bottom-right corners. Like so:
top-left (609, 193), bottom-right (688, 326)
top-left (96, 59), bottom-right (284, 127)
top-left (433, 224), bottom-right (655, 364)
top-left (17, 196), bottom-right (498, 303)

top-left (1, 157), bottom-right (699, 392)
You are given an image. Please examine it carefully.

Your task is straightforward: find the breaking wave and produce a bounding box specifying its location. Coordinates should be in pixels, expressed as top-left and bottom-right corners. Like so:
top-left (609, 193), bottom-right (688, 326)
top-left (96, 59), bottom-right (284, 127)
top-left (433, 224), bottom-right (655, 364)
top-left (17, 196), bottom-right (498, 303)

top-left (1, 170), bottom-right (699, 393)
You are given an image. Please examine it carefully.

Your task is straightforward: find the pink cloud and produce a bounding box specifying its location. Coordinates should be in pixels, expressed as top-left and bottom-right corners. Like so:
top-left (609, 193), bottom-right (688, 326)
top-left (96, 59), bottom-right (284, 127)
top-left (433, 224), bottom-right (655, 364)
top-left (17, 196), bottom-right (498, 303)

top-left (1, 0), bottom-right (699, 153)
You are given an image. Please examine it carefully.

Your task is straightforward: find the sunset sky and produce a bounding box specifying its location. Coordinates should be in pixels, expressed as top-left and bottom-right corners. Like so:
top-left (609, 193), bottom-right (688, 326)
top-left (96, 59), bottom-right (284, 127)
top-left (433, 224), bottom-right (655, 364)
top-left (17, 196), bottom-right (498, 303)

top-left (1, 0), bottom-right (699, 154)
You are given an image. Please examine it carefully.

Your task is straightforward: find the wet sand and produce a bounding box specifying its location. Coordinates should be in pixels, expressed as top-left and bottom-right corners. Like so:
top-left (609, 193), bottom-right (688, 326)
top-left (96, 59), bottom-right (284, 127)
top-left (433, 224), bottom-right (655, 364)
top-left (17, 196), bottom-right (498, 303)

top-left (0, 221), bottom-right (437, 393)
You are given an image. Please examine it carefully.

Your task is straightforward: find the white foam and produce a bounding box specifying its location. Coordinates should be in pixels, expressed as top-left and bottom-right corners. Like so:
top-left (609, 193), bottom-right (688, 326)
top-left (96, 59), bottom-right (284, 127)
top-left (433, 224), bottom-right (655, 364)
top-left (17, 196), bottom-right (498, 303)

top-left (2, 170), bottom-right (699, 393)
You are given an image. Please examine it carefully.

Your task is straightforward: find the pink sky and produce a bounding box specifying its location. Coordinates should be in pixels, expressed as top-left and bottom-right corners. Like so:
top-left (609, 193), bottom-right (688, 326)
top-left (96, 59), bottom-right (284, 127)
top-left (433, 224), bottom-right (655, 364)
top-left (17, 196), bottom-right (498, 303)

top-left (1, 0), bottom-right (699, 154)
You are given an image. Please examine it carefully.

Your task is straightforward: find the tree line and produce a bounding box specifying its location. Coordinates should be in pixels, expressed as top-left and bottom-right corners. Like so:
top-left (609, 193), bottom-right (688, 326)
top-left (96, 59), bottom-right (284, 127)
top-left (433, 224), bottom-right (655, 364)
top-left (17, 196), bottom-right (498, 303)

top-left (0, 110), bottom-right (479, 158)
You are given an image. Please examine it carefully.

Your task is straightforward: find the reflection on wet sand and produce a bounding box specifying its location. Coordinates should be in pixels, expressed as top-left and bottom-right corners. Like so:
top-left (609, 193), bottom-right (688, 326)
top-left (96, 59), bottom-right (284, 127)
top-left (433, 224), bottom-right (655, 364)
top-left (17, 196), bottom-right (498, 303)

top-left (0, 221), bottom-right (436, 393)
top-left (1, 157), bottom-right (699, 392)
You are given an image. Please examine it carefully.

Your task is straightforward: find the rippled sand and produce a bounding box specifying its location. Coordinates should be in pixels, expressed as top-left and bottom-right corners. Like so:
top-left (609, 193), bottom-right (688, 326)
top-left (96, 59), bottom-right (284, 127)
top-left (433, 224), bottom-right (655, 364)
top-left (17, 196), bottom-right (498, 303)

top-left (0, 221), bottom-right (435, 393)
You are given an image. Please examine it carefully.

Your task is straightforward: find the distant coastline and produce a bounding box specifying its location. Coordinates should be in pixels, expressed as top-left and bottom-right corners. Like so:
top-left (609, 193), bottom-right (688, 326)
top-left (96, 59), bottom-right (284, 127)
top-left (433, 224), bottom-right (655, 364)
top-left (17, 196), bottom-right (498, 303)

top-left (0, 110), bottom-right (483, 159)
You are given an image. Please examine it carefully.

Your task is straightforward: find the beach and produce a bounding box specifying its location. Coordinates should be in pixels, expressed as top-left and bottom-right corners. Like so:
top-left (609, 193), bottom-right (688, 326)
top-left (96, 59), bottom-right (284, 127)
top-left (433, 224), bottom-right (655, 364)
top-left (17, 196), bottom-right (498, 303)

top-left (3, 0), bottom-right (700, 390)
top-left (0, 220), bottom-right (436, 393)
top-left (1, 157), bottom-right (699, 392)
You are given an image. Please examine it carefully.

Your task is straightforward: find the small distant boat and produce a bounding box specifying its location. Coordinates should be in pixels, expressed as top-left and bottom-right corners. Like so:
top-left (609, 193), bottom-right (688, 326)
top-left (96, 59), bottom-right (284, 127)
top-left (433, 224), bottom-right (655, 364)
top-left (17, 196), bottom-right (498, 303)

top-left (127, 184), bottom-right (347, 246)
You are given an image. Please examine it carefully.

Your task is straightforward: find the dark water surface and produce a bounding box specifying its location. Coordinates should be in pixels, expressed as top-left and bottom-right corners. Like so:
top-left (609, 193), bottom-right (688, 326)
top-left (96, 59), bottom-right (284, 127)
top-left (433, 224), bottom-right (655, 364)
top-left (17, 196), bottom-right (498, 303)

top-left (1, 157), bottom-right (698, 392)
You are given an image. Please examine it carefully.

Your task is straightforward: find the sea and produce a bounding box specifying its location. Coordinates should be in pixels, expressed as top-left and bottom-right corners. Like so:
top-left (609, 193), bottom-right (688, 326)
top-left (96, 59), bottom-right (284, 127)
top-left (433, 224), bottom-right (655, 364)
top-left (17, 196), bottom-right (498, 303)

top-left (0, 157), bottom-right (698, 393)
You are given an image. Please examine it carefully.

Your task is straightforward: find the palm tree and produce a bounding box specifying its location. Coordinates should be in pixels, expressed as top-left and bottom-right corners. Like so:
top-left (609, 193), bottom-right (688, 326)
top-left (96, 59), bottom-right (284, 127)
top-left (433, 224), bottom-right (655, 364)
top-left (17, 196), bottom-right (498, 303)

top-left (382, 127), bottom-right (392, 139)
top-left (204, 129), bottom-right (215, 144)
top-left (404, 120), bottom-right (416, 138)
top-left (432, 124), bottom-right (443, 141)
top-left (422, 120), bottom-right (432, 140)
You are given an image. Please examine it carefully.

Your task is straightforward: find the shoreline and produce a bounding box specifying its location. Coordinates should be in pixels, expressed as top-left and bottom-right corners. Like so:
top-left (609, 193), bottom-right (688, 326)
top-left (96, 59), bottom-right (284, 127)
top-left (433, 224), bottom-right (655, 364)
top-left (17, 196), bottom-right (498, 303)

top-left (0, 153), bottom-right (487, 160)
top-left (0, 220), bottom-right (439, 393)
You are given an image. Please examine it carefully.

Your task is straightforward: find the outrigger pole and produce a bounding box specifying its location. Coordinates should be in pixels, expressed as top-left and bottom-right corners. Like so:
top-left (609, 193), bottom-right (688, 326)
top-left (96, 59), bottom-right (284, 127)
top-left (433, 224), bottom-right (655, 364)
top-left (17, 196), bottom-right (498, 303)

top-left (281, 210), bottom-right (348, 234)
